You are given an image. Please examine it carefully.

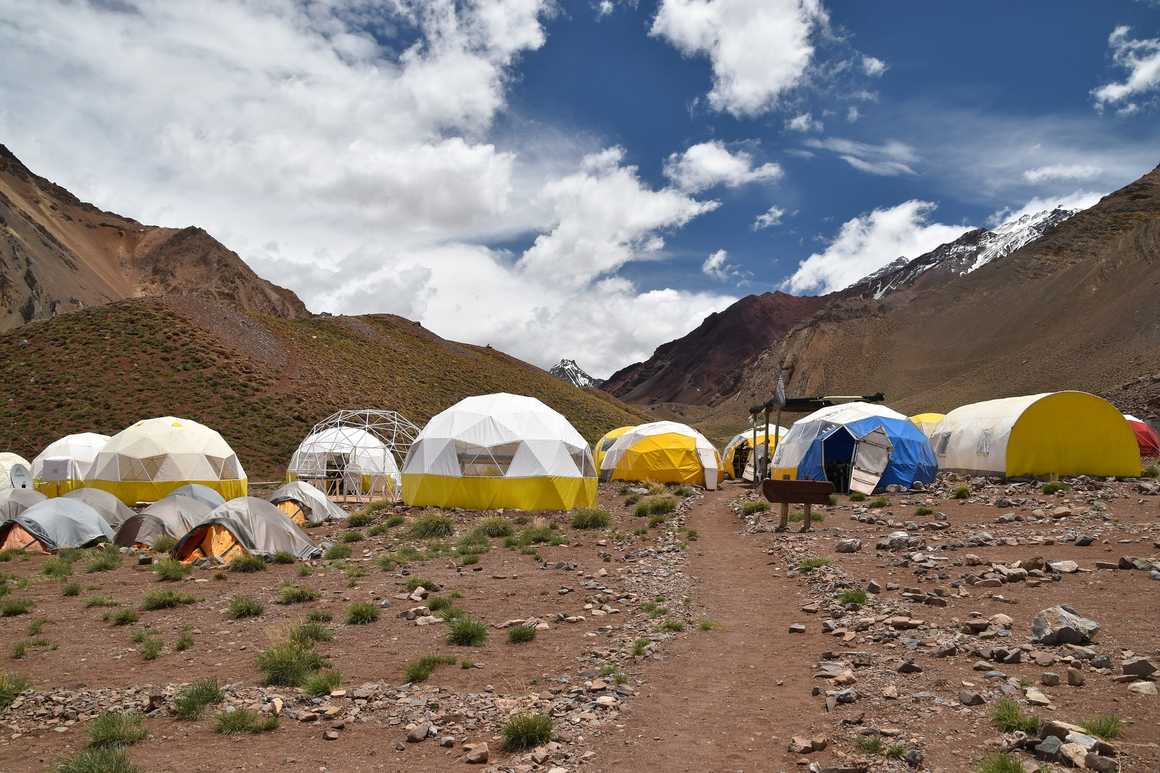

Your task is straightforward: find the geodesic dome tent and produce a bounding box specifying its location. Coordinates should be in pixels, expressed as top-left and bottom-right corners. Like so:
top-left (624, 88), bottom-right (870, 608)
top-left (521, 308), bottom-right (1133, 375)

top-left (0, 498), bottom-right (113, 553)
top-left (403, 393), bottom-right (597, 511)
top-left (909, 414), bottom-right (945, 440)
top-left (0, 452), bottom-right (32, 493)
top-left (114, 494), bottom-right (214, 549)
top-left (287, 410), bottom-right (418, 500)
top-left (600, 421), bottom-right (720, 489)
top-left (593, 426), bottom-right (636, 474)
top-left (771, 402), bottom-right (937, 494)
top-left (86, 417), bottom-right (247, 504)
top-left (270, 480), bottom-right (348, 525)
top-left (31, 433), bottom-right (110, 496)
top-left (721, 427), bottom-right (789, 481)
top-left (172, 497), bottom-right (322, 563)
top-left (932, 392), bottom-right (1141, 478)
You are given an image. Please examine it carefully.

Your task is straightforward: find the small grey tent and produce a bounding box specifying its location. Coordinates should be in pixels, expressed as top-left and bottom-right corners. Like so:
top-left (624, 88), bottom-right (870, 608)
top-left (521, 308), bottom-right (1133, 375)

top-left (0, 498), bottom-right (114, 552)
top-left (172, 496), bottom-right (321, 563)
top-left (1, 488), bottom-right (47, 521)
top-left (168, 484), bottom-right (227, 510)
top-left (270, 481), bottom-right (347, 526)
top-left (64, 487), bottom-right (135, 529)
top-left (114, 494), bottom-right (213, 548)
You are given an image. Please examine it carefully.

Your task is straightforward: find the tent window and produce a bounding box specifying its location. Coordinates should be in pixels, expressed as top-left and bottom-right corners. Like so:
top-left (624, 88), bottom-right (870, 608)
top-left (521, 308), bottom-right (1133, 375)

top-left (975, 429), bottom-right (993, 457)
top-left (456, 441), bottom-right (518, 477)
top-left (932, 433), bottom-right (951, 456)
top-left (599, 436), bottom-right (619, 452)
top-left (571, 448), bottom-right (596, 477)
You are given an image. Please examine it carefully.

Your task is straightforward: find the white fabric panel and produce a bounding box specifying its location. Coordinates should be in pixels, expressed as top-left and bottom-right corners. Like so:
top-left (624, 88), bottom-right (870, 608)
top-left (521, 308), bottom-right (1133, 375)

top-left (1, 453), bottom-right (33, 491)
top-left (850, 428), bottom-right (892, 495)
top-left (31, 433), bottom-right (110, 482)
top-left (87, 417), bottom-right (245, 483)
top-left (932, 394), bottom-right (1048, 474)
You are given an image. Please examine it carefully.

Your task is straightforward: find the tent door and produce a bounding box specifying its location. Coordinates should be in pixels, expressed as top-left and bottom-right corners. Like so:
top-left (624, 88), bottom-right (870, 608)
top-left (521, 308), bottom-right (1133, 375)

top-left (850, 428), bottom-right (892, 495)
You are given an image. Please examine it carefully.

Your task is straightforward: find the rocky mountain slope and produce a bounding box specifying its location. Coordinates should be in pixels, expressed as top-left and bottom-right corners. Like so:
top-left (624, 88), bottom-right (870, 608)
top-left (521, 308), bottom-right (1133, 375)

top-left (603, 291), bottom-right (826, 406)
top-left (0, 297), bottom-right (647, 479)
top-left (0, 144), bottom-right (306, 330)
top-left (549, 359), bottom-right (599, 389)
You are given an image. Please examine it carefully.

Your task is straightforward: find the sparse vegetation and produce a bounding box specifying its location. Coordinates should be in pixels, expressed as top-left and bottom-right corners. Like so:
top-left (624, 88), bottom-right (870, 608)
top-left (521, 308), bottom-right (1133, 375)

top-left (698, 619), bottom-right (718, 631)
top-left (174, 679), bottom-right (223, 720)
top-left (505, 525), bottom-right (566, 547)
top-left (479, 516), bottom-right (513, 537)
top-left (741, 501), bottom-right (769, 515)
top-left (404, 654), bottom-right (457, 683)
top-left (855, 736), bottom-right (883, 755)
top-left (797, 558), bottom-right (831, 573)
top-left (153, 558), bottom-right (191, 582)
top-left (631, 638), bottom-right (650, 657)
top-left (215, 709), bottom-right (278, 734)
top-left (276, 584), bottom-right (319, 605)
top-left (139, 637), bottom-right (162, 660)
top-left (1080, 714), bottom-right (1123, 740)
top-left (345, 602), bottom-right (379, 625)
top-left (141, 590), bottom-right (195, 610)
top-left (55, 747), bottom-right (142, 773)
top-left (405, 576), bottom-right (436, 592)
top-left (976, 752), bottom-right (1024, 773)
top-left (456, 529), bottom-right (490, 555)
top-left (0, 672), bottom-right (29, 709)
top-left (323, 544), bottom-right (351, 560)
top-left (838, 589), bottom-right (868, 606)
top-left (915, 506), bottom-right (934, 516)
top-left (302, 669), bottom-right (342, 697)
top-left (229, 554), bottom-right (267, 573)
top-left (2, 598), bottom-right (33, 616)
top-left (345, 511), bottom-right (374, 528)
top-left (88, 711), bottom-right (148, 748)
top-left (152, 535), bottom-right (177, 553)
top-left (226, 596), bottom-right (264, 619)
top-left (447, 616), bottom-right (488, 646)
top-left (507, 624), bottom-right (537, 643)
top-left (634, 496), bottom-right (677, 517)
top-left (848, 491), bottom-right (867, 502)
top-left (108, 610), bottom-right (140, 627)
top-left (952, 485), bottom-right (971, 499)
top-left (256, 641), bottom-right (326, 686)
top-left (86, 550), bottom-right (122, 573)
top-left (671, 486), bottom-right (694, 497)
top-left (410, 512), bottom-right (455, 539)
top-left (340, 530), bottom-right (364, 543)
top-left (1041, 481), bottom-right (1068, 495)
top-left (43, 557), bottom-right (73, 578)
top-left (175, 627), bottom-right (194, 651)
top-left (86, 595), bottom-right (118, 608)
top-left (787, 509), bottom-right (824, 523)
top-left (868, 497), bottom-right (888, 508)
top-left (272, 551), bottom-right (295, 564)
top-left (1143, 464), bottom-right (1158, 478)
top-left (501, 712), bottom-right (553, 751)
top-left (990, 698), bottom-right (1039, 733)
top-left (570, 508), bottom-right (610, 529)
top-left (290, 621), bottom-right (334, 645)
top-left (660, 619), bottom-right (685, 633)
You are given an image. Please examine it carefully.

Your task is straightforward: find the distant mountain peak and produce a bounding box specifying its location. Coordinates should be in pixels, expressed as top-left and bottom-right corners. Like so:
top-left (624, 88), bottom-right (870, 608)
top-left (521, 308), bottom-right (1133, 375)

top-left (549, 359), bottom-right (598, 389)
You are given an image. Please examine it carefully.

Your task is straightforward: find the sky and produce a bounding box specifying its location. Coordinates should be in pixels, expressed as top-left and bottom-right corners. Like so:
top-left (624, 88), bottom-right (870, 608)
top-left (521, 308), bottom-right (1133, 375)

top-left (1, 1), bottom-right (1158, 378)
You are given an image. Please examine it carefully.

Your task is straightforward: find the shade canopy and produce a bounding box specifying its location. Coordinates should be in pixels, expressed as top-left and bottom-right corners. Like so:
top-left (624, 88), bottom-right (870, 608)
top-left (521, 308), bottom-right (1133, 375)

top-left (86, 417), bottom-right (247, 504)
top-left (0, 498), bottom-right (114, 552)
top-left (31, 433), bottom-right (110, 496)
top-left (173, 497), bottom-right (321, 562)
top-left (403, 393), bottom-right (596, 510)
top-left (600, 421), bottom-right (719, 489)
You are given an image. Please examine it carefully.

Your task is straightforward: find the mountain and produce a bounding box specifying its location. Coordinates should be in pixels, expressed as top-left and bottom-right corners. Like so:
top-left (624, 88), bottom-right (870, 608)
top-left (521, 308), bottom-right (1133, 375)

top-left (549, 359), bottom-right (599, 389)
top-left (0, 144), bottom-right (306, 331)
top-left (0, 297), bottom-right (648, 479)
top-left (845, 207), bottom-right (1078, 299)
top-left (603, 291), bottom-right (827, 406)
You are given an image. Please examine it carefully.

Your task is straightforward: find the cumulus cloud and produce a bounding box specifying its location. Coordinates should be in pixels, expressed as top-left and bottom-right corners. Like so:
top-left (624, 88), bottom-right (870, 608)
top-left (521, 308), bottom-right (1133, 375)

top-left (702, 249), bottom-right (734, 280)
top-left (1021, 164), bottom-right (1102, 183)
top-left (1092, 25), bottom-right (1160, 112)
top-left (861, 55), bottom-right (888, 77)
top-left (783, 200), bottom-right (971, 294)
top-left (804, 137), bottom-right (919, 176)
top-left (649, 0), bottom-right (829, 116)
top-left (662, 141), bottom-right (783, 192)
top-left (986, 190), bottom-right (1105, 227)
top-left (846, 105), bottom-right (861, 123)
top-left (786, 112), bottom-right (823, 132)
top-left (0, 0), bottom-right (731, 377)
top-left (752, 205), bottom-right (787, 230)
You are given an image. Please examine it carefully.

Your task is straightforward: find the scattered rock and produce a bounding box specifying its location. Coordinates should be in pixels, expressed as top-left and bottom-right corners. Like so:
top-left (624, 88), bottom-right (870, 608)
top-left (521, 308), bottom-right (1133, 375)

top-left (835, 539), bottom-right (862, 554)
top-left (1030, 605), bottom-right (1100, 645)
top-left (463, 742), bottom-right (490, 764)
top-left (959, 690), bottom-right (984, 706)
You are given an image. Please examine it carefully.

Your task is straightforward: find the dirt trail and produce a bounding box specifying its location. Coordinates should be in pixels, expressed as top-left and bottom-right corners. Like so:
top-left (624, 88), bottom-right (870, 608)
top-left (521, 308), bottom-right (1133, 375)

top-left (592, 486), bottom-right (831, 772)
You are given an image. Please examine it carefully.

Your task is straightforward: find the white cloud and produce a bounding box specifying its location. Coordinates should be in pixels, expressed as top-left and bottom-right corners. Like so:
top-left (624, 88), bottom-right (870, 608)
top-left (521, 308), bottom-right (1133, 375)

top-left (0, 0), bottom-right (730, 378)
top-left (986, 190), bottom-right (1105, 227)
top-left (1021, 164), bottom-right (1102, 183)
top-left (597, 0), bottom-right (615, 17)
top-left (861, 55), bottom-right (888, 77)
top-left (702, 249), bottom-right (735, 280)
top-left (1092, 25), bottom-right (1160, 112)
top-left (650, 0), bottom-right (829, 116)
top-left (846, 105), bottom-right (861, 122)
top-left (753, 205), bottom-right (786, 230)
top-left (662, 141), bottom-right (783, 192)
top-left (786, 112), bottom-right (823, 132)
top-left (783, 200), bottom-right (971, 294)
top-left (804, 137), bottom-right (919, 176)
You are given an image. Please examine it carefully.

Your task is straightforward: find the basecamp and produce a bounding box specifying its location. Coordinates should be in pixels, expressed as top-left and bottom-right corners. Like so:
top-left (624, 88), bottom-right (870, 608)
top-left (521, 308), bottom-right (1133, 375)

top-left (1124, 415), bottom-right (1160, 458)
top-left (172, 496), bottom-right (321, 563)
top-left (30, 433), bottom-right (110, 496)
top-left (909, 413), bottom-right (945, 439)
top-left (0, 498), bottom-right (114, 553)
top-left (402, 393), bottom-right (597, 511)
top-left (600, 421), bottom-right (720, 490)
top-left (0, 488), bottom-right (47, 521)
top-left (114, 494), bottom-right (213, 549)
top-left (288, 425), bottom-right (402, 499)
top-left (270, 480), bottom-right (348, 525)
top-left (932, 392), bottom-right (1141, 478)
top-left (85, 417), bottom-right (247, 504)
top-left (721, 427), bottom-right (789, 481)
top-left (63, 487), bottom-right (135, 529)
top-left (771, 403), bottom-right (937, 494)
top-left (0, 452), bottom-right (31, 492)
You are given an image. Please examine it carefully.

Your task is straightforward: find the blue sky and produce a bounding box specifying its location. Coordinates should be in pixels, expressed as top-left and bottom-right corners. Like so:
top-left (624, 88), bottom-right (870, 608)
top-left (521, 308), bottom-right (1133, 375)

top-left (1, 0), bottom-right (1158, 376)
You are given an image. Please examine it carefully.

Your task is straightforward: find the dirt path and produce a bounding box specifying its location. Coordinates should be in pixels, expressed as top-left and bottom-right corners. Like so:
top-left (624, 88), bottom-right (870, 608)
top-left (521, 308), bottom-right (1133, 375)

top-left (591, 486), bottom-right (831, 772)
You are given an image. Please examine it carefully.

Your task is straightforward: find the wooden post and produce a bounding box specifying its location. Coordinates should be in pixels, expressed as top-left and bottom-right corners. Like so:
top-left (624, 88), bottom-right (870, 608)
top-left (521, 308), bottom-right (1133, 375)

top-left (801, 503), bottom-right (811, 532)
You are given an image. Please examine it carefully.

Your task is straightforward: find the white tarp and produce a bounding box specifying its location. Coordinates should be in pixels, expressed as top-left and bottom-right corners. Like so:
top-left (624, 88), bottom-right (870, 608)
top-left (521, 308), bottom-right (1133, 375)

top-left (931, 394), bottom-right (1046, 474)
top-left (31, 433), bottom-right (110, 485)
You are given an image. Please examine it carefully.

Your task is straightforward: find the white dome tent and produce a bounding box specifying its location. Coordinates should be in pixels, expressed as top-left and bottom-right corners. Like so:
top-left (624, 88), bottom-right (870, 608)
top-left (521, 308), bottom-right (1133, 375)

top-left (0, 452), bottom-right (32, 493)
top-left (31, 433), bottom-right (111, 496)
top-left (287, 410), bottom-right (419, 501)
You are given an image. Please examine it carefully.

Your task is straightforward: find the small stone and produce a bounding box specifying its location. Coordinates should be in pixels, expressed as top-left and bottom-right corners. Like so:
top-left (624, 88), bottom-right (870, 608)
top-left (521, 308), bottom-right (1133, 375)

top-left (1085, 753), bottom-right (1119, 773)
top-left (439, 736), bottom-right (455, 748)
top-left (1122, 657), bottom-right (1157, 678)
top-left (1030, 605), bottom-right (1100, 645)
top-left (1060, 742), bottom-right (1088, 767)
top-left (1040, 672), bottom-right (1060, 687)
top-left (464, 742), bottom-right (490, 764)
top-left (866, 580), bottom-right (881, 594)
top-left (897, 661), bottom-right (923, 674)
top-left (1025, 687), bottom-right (1052, 706)
top-left (1127, 681), bottom-right (1158, 696)
top-left (1067, 668), bottom-right (1086, 687)
top-left (788, 623), bottom-right (806, 634)
top-left (789, 736), bottom-right (814, 754)
top-left (835, 538), bottom-right (862, 554)
top-left (958, 690), bottom-right (984, 706)
top-left (323, 729), bottom-right (340, 741)
top-left (407, 722), bottom-right (431, 743)
top-left (1049, 560), bottom-right (1079, 573)
top-left (1035, 735), bottom-right (1062, 758)
top-left (881, 684), bottom-right (899, 700)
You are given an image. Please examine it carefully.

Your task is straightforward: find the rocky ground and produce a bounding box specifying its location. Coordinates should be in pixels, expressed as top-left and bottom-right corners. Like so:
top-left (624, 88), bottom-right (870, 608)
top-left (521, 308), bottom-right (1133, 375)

top-left (1, 472), bottom-right (1157, 772)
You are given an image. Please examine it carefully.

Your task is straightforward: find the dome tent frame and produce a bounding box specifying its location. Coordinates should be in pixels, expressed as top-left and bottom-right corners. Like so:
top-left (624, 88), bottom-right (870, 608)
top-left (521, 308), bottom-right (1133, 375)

top-left (287, 409), bottom-right (420, 503)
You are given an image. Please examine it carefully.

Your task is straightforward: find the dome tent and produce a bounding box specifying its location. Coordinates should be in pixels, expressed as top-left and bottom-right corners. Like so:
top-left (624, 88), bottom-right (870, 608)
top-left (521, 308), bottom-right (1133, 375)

top-left (114, 494), bottom-right (213, 549)
top-left (173, 497), bottom-right (321, 563)
top-left (288, 426), bottom-right (401, 499)
top-left (593, 426), bottom-right (636, 474)
top-left (63, 487), bottom-right (135, 529)
top-left (0, 498), bottom-right (114, 553)
top-left (1124, 415), bottom-right (1160, 458)
top-left (86, 417), bottom-right (247, 504)
top-left (600, 421), bottom-right (720, 490)
top-left (1, 489), bottom-right (47, 521)
top-left (168, 483), bottom-right (227, 510)
top-left (933, 392), bottom-right (1141, 478)
top-left (721, 427), bottom-right (789, 481)
top-left (909, 413), bottom-right (945, 440)
top-left (31, 433), bottom-right (110, 496)
top-left (403, 393), bottom-right (597, 511)
top-left (1, 452), bottom-right (32, 492)
top-left (270, 481), bottom-right (347, 526)
top-left (771, 402), bottom-right (937, 494)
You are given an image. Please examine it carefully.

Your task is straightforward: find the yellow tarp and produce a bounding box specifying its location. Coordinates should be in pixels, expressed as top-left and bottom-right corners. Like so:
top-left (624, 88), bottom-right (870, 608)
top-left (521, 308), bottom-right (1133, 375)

top-left (32, 479), bottom-right (85, 498)
top-left (176, 523), bottom-right (250, 563)
top-left (276, 499), bottom-right (308, 526)
top-left (403, 474), bottom-right (596, 511)
top-left (85, 478), bottom-right (247, 506)
top-left (1007, 392), bottom-right (1141, 478)
top-left (909, 413), bottom-right (945, 438)
top-left (608, 433), bottom-right (706, 486)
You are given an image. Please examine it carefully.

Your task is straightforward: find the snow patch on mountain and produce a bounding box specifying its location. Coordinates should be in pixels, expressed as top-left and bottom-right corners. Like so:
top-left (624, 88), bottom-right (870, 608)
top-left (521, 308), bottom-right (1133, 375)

top-left (549, 359), bottom-right (599, 389)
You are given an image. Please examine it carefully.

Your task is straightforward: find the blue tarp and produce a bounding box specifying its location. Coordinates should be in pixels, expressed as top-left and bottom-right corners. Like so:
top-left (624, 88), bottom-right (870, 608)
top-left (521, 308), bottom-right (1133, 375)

top-left (792, 415), bottom-right (937, 491)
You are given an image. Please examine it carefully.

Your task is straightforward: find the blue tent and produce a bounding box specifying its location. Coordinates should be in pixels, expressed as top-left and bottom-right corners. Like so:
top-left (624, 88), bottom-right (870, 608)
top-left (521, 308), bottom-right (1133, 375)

top-left (770, 403), bottom-right (937, 493)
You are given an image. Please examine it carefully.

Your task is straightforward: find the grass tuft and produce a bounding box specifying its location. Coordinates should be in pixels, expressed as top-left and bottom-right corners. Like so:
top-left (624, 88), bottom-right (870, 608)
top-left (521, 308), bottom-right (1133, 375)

top-left (256, 641), bottom-right (325, 686)
top-left (570, 508), bottom-right (610, 529)
top-left (855, 736), bottom-right (883, 755)
top-left (174, 679), bottom-right (223, 720)
top-left (152, 558), bottom-right (190, 582)
top-left (152, 535), bottom-right (177, 554)
top-left (797, 558), bottom-right (831, 573)
top-left (507, 624), bottom-right (537, 644)
top-left (271, 551), bottom-right (295, 564)
top-left (478, 516), bottom-right (513, 537)
top-left (410, 512), bottom-right (455, 539)
top-left (1079, 714), bottom-right (1123, 740)
top-left (88, 711), bottom-right (147, 747)
top-left (290, 621), bottom-right (334, 645)
top-left (1040, 481), bottom-right (1068, 495)
top-left (229, 555), bottom-right (267, 573)
top-left (404, 654), bottom-right (457, 683)
top-left (174, 627), bottom-right (194, 652)
top-left (0, 671), bottom-right (29, 709)
top-left (43, 557), bottom-right (73, 578)
top-left (345, 602), bottom-right (379, 625)
top-left (340, 530), bottom-right (364, 544)
top-left (62, 582), bottom-right (81, 597)
top-left (86, 551), bottom-right (122, 573)
top-left (741, 501), bottom-right (769, 515)
top-left (139, 637), bottom-right (162, 660)
top-left (915, 506), bottom-right (934, 516)
top-left (345, 512), bottom-right (374, 528)
top-left (215, 709), bottom-right (278, 735)
top-left (107, 610), bottom-right (138, 626)
top-left (838, 589), bottom-right (868, 606)
top-left (2, 598), bottom-right (33, 616)
top-left (501, 712), bottom-right (553, 751)
top-left (447, 616), bottom-right (488, 646)
top-left (952, 485), bottom-right (971, 499)
top-left (990, 698), bottom-right (1039, 733)
top-left (55, 747), bottom-right (142, 773)
top-left (141, 590), bottom-right (195, 610)
top-left (323, 544), bottom-right (351, 561)
top-left (976, 752), bottom-right (1024, 773)
top-left (302, 669), bottom-right (343, 697)
top-left (276, 584), bottom-right (319, 605)
top-left (226, 596), bottom-right (264, 620)
top-left (1142, 464), bottom-right (1158, 478)
top-left (86, 596), bottom-right (118, 608)
top-left (868, 497), bottom-right (888, 508)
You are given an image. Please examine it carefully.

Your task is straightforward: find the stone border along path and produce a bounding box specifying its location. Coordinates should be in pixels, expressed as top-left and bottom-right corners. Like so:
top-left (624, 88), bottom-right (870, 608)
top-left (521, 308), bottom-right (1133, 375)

top-left (589, 487), bottom-right (829, 772)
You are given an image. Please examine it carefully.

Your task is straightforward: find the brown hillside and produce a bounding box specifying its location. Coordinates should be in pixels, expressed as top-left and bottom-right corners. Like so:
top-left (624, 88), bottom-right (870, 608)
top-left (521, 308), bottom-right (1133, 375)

top-left (603, 291), bottom-right (826, 405)
top-left (0, 297), bottom-right (648, 479)
top-left (0, 144), bottom-right (306, 330)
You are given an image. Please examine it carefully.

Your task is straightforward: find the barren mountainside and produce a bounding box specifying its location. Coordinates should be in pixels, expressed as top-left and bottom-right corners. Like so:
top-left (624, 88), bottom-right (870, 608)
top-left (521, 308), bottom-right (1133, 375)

top-left (0, 144), bottom-right (306, 330)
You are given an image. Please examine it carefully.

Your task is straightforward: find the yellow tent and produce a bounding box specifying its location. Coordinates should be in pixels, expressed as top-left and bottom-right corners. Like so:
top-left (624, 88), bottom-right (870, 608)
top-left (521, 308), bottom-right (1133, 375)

top-left (721, 428), bottom-right (788, 481)
top-left (600, 421), bottom-right (719, 489)
top-left (909, 413), bottom-right (945, 439)
top-left (594, 426), bottom-right (636, 473)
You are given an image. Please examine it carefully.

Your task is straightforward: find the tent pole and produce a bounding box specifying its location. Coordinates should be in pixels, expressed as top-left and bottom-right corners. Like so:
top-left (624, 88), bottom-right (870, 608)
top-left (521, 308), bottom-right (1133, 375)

top-left (751, 414), bottom-right (758, 488)
top-left (762, 407), bottom-right (771, 483)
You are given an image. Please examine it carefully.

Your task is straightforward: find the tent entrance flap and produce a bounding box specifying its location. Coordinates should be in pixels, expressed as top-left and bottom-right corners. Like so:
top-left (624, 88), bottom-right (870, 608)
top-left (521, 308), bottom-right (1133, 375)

top-left (850, 428), bottom-right (892, 495)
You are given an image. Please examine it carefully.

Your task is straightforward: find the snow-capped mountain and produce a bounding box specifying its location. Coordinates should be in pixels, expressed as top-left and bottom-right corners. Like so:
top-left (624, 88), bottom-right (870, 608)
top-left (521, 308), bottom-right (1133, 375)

top-left (549, 359), bottom-right (599, 389)
top-left (847, 207), bottom-right (1079, 299)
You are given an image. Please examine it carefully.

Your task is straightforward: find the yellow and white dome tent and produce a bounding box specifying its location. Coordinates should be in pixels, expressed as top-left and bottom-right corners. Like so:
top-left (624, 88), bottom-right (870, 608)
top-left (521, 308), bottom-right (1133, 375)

top-left (31, 433), bottom-right (111, 496)
top-left (721, 427), bottom-right (789, 481)
top-left (593, 426), bottom-right (636, 473)
top-left (909, 413), bottom-right (945, 439)
top-left (600, 421), bottom-right (719, 489)
top-left (402, 393), bottom-right (596, 511)
top-left (932, 392), bottom-right (1141, 478)
top-left (0, 452), bottom-right (32, 493)
top-left (85, 417), bottom-right (247, 504)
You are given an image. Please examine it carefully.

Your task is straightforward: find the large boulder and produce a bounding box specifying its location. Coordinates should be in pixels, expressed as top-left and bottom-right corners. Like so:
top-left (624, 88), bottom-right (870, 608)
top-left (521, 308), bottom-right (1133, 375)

top-left (1031, 605), bottom-right (1100, 645)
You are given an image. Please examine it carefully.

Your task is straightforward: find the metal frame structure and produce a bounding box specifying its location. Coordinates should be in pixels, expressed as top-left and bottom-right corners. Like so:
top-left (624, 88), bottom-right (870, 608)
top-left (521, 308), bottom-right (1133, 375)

top-left (287, 409), bottom-right (421, 503)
